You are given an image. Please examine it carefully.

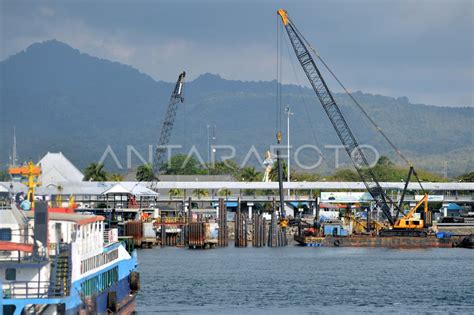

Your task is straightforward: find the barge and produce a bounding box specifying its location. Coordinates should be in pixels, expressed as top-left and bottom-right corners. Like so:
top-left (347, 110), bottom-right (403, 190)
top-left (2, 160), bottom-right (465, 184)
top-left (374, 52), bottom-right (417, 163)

top-left (294, 234), bottom-right (464, 248)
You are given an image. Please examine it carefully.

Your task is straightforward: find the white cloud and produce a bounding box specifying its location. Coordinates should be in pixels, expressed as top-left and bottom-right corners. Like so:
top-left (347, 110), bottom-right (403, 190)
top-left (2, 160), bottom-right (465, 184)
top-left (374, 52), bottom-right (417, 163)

top-left (0, 0), bottom-right (471, 107)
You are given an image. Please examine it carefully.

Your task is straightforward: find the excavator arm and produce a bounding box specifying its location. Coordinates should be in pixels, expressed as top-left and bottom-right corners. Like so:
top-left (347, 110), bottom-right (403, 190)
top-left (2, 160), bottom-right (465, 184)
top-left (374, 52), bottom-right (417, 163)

top-left (394, 193), bottom-right (428, 229)
top-left (277, 9), bottom-right (398, 226)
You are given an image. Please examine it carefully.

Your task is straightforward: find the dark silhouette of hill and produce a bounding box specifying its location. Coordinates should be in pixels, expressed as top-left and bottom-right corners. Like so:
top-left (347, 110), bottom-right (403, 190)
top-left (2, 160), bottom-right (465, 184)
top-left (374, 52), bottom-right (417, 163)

top-left (1, 40), bottom-right (472, 177)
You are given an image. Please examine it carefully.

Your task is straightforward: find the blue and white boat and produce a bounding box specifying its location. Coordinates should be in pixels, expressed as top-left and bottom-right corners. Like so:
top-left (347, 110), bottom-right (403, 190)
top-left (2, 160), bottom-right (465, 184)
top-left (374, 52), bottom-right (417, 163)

top-left (0, 202), bottom-right (139, 314)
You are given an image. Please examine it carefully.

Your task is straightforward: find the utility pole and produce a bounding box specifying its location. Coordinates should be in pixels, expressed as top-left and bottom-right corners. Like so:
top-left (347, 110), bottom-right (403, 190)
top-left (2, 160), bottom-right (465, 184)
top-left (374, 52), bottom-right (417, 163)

top-left (207, 124), bottom-right (210, 175)
top-left (285, 106), bottom-right (293, 197)
top-left (12, 125), bottom-right (17, 167)
top-left (207, 124), bottom-right (216, 175)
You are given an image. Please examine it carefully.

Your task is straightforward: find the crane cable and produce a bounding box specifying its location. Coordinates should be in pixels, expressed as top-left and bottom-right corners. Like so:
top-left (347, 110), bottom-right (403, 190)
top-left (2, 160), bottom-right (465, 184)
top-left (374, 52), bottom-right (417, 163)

top-left (276, 15), bottom-right (283, 135)
top-left (287, 16), bottom-right (425, 192)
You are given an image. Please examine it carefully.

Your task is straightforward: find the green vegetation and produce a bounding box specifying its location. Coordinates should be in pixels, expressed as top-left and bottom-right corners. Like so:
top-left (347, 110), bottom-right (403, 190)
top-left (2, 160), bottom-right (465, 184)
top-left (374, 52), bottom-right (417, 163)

top-left (0, 170), bottom-right (10, 181)
top-left (238, 166), bottom-right (261, 182)
top-left (162, 154), bottom-right (206, 175)
top-left (192, 189), bottom-right (209, 199)
top-left (136, 163), bottom-right (155, 181)
top-left (80, 155), bottom-right (459, 185)
top-left (2, 41), bottom-right (472, 177)
top-left (326, 156), bottom-right (446, 182)
top-left (169, 188), bottom-right (184, 198)
top-left (84, 163), bottom-right (108, 181)
top-left (108, 173), bottom-right (124, 181)
top-left (208, 160), bottom-right (240, 176)
top-left (458, 172), bottom-right (474, 182)
top-left (269, 160), bottom-right (288, 182)
top-left (328, 169), bottom-right (360, 181)
top-left (217, 188), bottom-right (232, 197)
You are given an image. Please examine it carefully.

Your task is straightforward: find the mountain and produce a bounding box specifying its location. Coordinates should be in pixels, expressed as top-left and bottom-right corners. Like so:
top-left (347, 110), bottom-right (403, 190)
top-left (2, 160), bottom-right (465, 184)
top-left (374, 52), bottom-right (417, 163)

top-left (1, 40), bottom-right (473, 177)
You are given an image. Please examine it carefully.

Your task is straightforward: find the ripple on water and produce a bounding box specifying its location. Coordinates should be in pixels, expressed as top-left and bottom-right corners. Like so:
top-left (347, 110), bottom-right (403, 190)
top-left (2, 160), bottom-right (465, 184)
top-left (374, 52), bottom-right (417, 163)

top-left (136, 247), bottom-right (474, 314)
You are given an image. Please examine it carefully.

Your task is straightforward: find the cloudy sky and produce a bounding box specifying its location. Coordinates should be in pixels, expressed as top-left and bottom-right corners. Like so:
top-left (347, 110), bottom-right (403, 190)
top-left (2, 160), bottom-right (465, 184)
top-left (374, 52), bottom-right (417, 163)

top-left (1, 0), bottom-right (472, 107)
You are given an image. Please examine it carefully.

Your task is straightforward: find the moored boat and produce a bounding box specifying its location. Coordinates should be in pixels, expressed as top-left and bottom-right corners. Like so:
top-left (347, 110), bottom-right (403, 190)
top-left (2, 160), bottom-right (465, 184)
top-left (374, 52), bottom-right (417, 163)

top-left (1, 201), bottom-right (139, 314)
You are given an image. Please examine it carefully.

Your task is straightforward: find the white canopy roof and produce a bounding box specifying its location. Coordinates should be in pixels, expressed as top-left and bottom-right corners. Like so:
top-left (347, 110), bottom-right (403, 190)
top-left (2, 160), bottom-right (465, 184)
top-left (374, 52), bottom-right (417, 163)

top-left (102, 182), bottom-right (158, 197)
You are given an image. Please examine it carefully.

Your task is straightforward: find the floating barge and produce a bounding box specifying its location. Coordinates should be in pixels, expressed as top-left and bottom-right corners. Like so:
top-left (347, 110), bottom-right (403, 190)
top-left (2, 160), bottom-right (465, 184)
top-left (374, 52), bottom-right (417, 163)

top-left (294, 234), bottom-right (465, 248)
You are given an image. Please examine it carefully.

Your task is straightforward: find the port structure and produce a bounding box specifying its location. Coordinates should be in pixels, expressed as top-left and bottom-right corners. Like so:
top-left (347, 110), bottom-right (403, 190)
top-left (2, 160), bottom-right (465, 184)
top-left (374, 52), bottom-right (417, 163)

top-left (277, 9), bottom-right (428, 234)
top-left (149, 71), bottom-right (186, 190)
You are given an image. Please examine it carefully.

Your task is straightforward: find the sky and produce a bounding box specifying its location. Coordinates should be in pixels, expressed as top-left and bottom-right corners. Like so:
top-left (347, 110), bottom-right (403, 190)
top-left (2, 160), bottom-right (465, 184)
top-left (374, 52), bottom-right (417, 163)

top-left (0, 0), bottom-right (472, 107)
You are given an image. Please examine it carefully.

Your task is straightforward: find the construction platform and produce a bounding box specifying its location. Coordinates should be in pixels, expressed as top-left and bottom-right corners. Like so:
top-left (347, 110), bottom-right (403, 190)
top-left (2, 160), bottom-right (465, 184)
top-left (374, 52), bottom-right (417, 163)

top-left (294, 234), bottom-right (465, 248)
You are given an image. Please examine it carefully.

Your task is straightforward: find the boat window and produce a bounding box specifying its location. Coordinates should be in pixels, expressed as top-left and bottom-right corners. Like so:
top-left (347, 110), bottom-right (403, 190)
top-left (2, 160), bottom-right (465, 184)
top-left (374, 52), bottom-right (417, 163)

top-left (3, 305), bottom-right (16, 315)
top-left (5, 268), bottom-right (16, 280)
top-left (0, 228), bottom-right (12, 241)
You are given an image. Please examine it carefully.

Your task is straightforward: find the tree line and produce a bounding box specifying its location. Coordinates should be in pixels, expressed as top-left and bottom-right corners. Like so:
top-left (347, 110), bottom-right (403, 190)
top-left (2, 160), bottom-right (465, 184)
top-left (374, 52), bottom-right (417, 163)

top-left (79, 154), bottom-right (471, 183)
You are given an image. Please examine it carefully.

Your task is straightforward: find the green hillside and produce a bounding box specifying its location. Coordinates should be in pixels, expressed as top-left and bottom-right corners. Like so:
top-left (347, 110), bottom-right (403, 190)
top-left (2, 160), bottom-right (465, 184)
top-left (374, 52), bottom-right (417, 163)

top-left (1, 40), bottom-right (472, 178)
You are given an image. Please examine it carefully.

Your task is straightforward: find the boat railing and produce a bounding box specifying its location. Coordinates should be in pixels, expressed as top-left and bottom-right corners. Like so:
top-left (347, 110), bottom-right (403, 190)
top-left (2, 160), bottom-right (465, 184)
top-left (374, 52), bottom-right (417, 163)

top-left (2, 280), bottom-right (50, 299)
top-left (103, 228), bottom-right (119, 245)
top-left (0, 246), bottom-right (48, 264)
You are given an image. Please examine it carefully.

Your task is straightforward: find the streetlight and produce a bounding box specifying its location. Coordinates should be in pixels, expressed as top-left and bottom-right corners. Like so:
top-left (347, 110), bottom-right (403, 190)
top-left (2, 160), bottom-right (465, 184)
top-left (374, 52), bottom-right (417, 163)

top-left (207, 124), bottom-right (210, 174)
top-left (207, 124), bottom-right (216, 175)
top-left (284, 106), bottom-right (293, 197)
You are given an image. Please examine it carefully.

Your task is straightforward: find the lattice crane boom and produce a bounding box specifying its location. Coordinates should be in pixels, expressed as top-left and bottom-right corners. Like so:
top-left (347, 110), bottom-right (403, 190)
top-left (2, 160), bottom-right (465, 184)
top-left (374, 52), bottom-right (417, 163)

top-left (277, 10), bottom-right (397, 225)
top-left (149, 71), bottom-right (186, 189)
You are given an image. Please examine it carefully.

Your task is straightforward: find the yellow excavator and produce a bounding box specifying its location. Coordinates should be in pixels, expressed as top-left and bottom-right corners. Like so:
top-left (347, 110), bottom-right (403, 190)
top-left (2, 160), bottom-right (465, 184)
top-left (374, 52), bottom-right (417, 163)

top-left (393, 193), bottom-right (429, 230)
top-left (380, 193), bottom-right (430, 237)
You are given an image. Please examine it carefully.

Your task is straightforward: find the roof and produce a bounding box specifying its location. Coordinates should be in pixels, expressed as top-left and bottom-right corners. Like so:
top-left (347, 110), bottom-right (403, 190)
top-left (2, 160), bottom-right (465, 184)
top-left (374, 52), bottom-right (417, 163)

top-left (159, 175), bottom-right (234, 182)
top-left (102, 182), bottom-right (158, 197)
top-left (138, 181), bottom-right (474, 191)
top-left (25, 211), bottom-right (104, 225)
top-left (0, 203), bottom-right (28, 226)
top-left (40, 181), bottom-right (113, 195)
top-left (447, 203), bottom-right (463, 210)
top-left (37, 152), bottom-right (84, 186)
top-left (0, 182), bottom-right (28, 194)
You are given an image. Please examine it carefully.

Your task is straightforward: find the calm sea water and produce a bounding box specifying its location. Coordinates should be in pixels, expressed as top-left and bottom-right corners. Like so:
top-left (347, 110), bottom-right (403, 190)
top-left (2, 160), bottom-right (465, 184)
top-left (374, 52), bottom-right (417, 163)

top-left (136, 245), bottom-right (474, 314)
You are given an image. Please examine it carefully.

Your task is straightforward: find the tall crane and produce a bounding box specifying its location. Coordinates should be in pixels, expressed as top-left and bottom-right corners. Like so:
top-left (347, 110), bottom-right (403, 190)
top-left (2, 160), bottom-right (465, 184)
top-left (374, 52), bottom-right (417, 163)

top-left (148, 71), bottom-right (186, 190)
top-left (277, 9), bottom-right (422, 230)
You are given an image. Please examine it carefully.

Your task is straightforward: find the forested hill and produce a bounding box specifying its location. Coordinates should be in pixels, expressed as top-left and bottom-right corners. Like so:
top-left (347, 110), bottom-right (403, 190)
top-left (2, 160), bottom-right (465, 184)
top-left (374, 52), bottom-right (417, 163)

top-left (1, 40), bottom-right (472, 177)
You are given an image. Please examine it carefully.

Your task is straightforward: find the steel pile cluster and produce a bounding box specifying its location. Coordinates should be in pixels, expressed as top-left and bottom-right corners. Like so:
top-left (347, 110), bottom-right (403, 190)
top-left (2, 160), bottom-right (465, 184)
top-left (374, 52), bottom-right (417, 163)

top-left (218, 198), bottom-right (229, 247)
top-left (234, 198), bottom-right (248, 247)
top-left (267, 199), bottom-right (288, 247)
top-left (252, 213), bottom-right (267, 247)
top-left (158, 202), bottom-right (187, 247)
top-left (187, 222), bottom-right (206, 247)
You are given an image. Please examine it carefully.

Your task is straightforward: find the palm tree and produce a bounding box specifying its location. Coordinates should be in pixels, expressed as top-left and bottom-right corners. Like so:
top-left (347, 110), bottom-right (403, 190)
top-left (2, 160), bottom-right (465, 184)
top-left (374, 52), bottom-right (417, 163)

top-left (136, 163), bottom-right (155, 181)
top-left (84, 163), bottom-right (108, 181)
top-left (192, 189), bottom-right (209, 199)
top-left (269, 160), bottom-right (287, 182)
top-left (108, 173), bottom-right (124, 181)
top-left (239, 166), bottom-right (261, 182)
top-left (217, 188), bottom-right (231, 198)
top-left (169, 188), bottom-right (184, 199)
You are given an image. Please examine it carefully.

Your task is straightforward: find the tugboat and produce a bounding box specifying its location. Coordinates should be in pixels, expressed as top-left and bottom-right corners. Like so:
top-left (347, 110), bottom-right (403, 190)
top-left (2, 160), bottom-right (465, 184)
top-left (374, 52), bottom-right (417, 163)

top-left (1, 161), bottom-right (140, 314)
